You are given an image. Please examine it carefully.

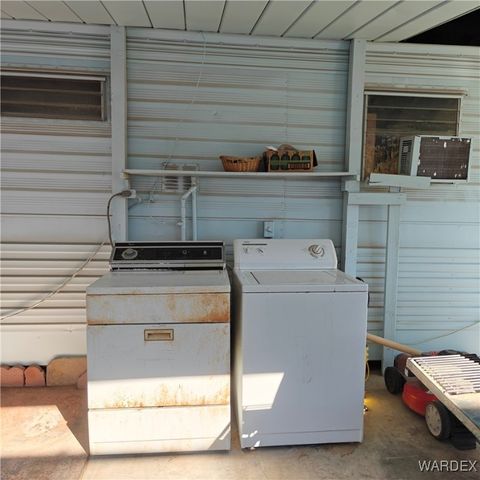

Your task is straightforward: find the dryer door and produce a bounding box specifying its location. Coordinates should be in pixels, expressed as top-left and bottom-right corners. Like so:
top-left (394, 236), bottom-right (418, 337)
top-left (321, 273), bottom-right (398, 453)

top-left (87, 322), bottom-right (230, 409)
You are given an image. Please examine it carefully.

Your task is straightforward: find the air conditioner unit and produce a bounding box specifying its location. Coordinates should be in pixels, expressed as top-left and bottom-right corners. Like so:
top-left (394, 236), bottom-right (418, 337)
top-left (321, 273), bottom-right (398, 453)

top-left (398, 136), bottom-right (472, 183)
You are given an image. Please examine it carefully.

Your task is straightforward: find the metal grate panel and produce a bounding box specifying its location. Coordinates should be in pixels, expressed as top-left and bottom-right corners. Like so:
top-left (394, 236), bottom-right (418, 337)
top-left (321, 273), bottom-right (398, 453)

top-left (160, 164), bottom-right (198, 193)
top-left (418, 137), bottom-right (471, 181)
top-left (409, 355), bottom-right (480, 396)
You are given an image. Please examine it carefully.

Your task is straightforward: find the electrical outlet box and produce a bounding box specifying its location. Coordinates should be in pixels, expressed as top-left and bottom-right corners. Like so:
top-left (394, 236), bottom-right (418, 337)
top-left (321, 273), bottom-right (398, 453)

top-left (263, 221), bottom-right (274, 238)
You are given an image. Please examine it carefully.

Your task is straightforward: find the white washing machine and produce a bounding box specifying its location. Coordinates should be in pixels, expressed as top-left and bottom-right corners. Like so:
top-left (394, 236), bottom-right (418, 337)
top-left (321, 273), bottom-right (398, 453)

top-left (232, 239), bottom-right (368, 448)
top-left (86, 241), bottom-right (231, 455)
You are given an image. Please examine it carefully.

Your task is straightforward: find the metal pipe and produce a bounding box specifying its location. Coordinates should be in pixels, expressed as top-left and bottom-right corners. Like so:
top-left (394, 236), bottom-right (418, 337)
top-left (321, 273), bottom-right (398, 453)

top-left (180, 185), bottom-right (198, 241)
top-left (180, 196), bottom-right (186, 241)
top-left (367, 333), bottom-right (422, 356)
top-left (192, 187), bottom-right (198, 241)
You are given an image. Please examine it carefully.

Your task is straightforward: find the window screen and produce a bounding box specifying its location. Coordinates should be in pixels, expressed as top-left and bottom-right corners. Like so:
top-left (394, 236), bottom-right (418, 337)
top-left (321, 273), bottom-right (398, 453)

top-left (363, 94), bottom-right (460, 179)
top-left (1, 73), bottom-right (105, 121)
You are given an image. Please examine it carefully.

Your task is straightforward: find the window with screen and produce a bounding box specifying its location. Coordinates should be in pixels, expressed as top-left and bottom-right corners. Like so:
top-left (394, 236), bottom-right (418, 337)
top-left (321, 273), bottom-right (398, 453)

top-left (363, 93), bottom-right (460, 179)
top-left (1, 72), bottom-right (106, 121)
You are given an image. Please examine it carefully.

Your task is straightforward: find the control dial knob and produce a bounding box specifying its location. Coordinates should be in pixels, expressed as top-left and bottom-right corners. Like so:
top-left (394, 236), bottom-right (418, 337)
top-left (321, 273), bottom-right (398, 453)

top-left (308, 244), bottom-right (325, 258)
top-left (121, 248), bottom-right (138, 260)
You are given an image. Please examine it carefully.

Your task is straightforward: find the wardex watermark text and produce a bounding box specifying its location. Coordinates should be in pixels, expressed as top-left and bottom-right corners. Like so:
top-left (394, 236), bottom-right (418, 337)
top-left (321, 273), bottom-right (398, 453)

top-left (418, 459), bottom-right (477, 473)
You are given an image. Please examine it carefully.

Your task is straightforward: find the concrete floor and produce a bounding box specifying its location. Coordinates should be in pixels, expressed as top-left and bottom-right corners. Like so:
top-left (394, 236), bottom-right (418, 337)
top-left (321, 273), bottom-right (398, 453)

top-left (1, 372), bottom-right (479, 480)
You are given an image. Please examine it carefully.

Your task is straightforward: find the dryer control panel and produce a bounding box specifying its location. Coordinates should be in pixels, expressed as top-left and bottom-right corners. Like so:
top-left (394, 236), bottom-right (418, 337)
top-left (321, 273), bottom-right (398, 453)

top-left (233, 239), bottom-right (337, 270)
top-left (110, 241), bottom-right (225, 270)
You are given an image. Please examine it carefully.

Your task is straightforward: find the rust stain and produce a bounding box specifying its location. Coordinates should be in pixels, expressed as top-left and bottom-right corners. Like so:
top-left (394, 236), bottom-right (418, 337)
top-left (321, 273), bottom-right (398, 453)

top-left (154, 382), bottom-right (230, 407)
top-left (100, 383), bottom-right (230, 409)
top-left (166, 294), bottom-right (176, 311)
top-left (161, 293), bottom-right (229, 323)
top-left (87, 293), bottom-right (230, 325)
top-left (193, 294), bottom-right (230, 323)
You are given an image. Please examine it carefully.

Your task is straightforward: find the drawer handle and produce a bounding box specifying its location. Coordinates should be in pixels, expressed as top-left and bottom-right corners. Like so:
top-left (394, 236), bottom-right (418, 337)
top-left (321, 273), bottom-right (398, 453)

top-left (144, 329), bottom-right (174, 341)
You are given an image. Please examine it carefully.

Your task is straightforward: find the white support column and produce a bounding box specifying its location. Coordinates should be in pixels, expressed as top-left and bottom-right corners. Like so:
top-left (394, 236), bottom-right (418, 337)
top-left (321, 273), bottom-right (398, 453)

top-left (110, 26), bottom-right (128, 242)
top-left (382, 202), bottom-right (402, 369)
top-left (341, 39), bottom-right (366, 274)
top-left (344, 190), bottom-right (405, 369)
top-left (342, 191), bottom-right (359, 277)
top-left (344, 39), bottom-right (366, 176)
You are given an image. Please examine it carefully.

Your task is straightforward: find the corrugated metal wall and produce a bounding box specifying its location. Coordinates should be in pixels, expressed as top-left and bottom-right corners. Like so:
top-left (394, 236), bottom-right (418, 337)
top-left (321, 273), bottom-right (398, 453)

top-left (1, 24), bottom-right (478, 364)
top-left (0, 25), bottom-right (111, 364)
top-left (126, 29), bottom-right (349, 264)
top-left (362, 43), bottom-right (480, 358)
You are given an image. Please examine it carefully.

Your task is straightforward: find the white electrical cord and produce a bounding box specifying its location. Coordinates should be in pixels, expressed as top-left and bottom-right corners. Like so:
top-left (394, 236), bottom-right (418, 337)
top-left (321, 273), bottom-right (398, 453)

top-left (107, 189), bottom-right (135, 246)
top-left (149, 33), bottom-right (208, 199)
top-left (2, 189), bottom-right (135, 321)
top-left (1, 241), bottom-right (107, 321)
top-left (406, 321), bottom-right (480, 346)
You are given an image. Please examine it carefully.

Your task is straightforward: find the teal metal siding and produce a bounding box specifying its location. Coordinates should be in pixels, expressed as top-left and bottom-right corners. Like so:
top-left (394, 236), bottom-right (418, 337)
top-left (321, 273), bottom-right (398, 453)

top-left (363, 43), bottom-right (480, 358)
top-left (0, 25), bottom-right (111, 363)
top-left (126, 29), bottom-right (350, 253)
top-left (2, 23), bottom-right (478, 364)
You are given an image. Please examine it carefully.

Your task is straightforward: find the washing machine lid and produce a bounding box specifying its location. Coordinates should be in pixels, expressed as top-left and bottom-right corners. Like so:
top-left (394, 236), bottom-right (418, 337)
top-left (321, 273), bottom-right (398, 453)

top-left (233, 238), bottom-right (337, 270)
top-left (87, 270), bottom-right (230, 295)
top-left (236, 269), bottom-right (366, 293)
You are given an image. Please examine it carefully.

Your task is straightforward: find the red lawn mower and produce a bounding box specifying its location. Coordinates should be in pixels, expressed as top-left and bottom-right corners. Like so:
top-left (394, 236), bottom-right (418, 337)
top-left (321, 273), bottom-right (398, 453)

top-left (367, 334), bottom-right (480, 451)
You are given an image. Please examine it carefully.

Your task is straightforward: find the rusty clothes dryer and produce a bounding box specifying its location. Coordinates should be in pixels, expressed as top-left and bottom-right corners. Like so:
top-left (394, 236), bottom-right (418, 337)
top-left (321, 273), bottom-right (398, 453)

top-left (86, 241), bottom-right (231, 455)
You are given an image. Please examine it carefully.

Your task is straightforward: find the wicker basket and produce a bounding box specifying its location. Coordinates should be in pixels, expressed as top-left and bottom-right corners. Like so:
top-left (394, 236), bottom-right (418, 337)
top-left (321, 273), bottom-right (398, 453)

top-left (220, 155), bottom-right (262, 172)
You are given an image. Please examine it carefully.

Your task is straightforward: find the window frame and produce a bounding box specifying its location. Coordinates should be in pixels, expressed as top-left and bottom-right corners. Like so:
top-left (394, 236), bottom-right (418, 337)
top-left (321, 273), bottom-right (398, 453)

top-left (362, 89), bottom-right (464, 180)
top-left (1, 70), bottom-right (108, 122)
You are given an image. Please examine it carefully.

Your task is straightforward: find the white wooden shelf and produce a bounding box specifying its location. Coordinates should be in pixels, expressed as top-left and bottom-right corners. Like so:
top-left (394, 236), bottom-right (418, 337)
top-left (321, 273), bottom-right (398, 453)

top-left (124, 169), bottom-right (357, 180)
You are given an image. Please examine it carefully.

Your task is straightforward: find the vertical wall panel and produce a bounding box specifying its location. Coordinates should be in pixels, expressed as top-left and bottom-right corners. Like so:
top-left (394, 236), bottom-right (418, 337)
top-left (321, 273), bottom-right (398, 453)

top-left (362, 43), bottom-right (480, 358)
top-left (126, 29), bottom-right (350, 257)
top-left (0, 25), bottom-right (111, 364)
